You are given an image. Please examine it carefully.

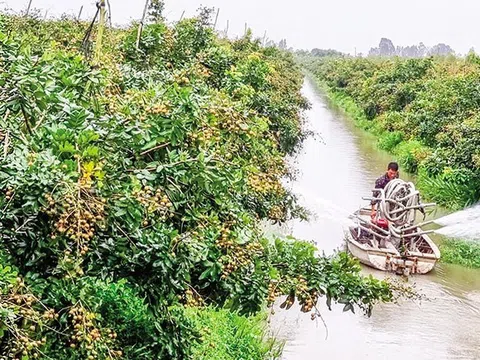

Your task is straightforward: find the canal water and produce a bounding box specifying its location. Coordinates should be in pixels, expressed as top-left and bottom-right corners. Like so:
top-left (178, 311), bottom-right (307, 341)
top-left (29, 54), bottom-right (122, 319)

top-left (270, 78), bottom-right (480, 360)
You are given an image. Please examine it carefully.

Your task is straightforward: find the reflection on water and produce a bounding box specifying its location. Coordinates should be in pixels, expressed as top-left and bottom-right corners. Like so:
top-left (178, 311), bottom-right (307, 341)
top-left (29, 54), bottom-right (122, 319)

top-left (270, 78), bottom-right (480, 360)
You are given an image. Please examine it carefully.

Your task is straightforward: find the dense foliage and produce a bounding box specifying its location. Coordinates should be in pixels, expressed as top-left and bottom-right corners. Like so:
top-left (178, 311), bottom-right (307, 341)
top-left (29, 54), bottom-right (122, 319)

top-left (440, 239), bottom-right (480, 268)
top-left (301, 55), bottom-right (480, 209)
top-left (0, 12), bottom-right (407, 359)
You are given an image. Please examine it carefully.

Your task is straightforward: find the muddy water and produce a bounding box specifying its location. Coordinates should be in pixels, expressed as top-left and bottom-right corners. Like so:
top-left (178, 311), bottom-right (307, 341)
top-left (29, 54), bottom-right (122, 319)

top-left (270, 78), bottom-right (480, 360)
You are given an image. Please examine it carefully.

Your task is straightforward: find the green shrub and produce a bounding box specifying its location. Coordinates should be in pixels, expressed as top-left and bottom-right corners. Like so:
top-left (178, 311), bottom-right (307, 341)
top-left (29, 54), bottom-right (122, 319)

top-left (378, 131), bottom-right (404, 152)
top-left (417, 167), bottom-right (480, 209)
top-left (394, 140), bottom-right (430, 173)
top-left (440, 239), bottom-right (480, 268)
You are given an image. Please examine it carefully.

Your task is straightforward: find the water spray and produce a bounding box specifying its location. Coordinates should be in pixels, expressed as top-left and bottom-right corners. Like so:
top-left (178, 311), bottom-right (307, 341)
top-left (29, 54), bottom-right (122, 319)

top-left (432, 204), bottom-right (480, 240)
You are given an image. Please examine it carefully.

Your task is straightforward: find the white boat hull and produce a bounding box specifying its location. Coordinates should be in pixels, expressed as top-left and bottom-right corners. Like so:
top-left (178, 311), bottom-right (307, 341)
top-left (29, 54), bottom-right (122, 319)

top-left (346, 209), bottom-right (441, 275)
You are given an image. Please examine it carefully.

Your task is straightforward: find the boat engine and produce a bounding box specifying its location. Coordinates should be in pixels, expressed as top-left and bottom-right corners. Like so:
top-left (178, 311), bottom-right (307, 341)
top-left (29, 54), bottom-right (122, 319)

top-left (374, 218), bottom-right (389, 229)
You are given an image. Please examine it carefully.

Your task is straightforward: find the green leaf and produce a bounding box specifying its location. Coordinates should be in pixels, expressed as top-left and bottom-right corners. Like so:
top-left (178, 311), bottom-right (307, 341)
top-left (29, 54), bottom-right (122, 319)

top-left (141, 140), bottom-right (157, 152)
top-left (198, 268), bottom-right (211, 281)
top-left (59, 142), bottom-right (75, 154)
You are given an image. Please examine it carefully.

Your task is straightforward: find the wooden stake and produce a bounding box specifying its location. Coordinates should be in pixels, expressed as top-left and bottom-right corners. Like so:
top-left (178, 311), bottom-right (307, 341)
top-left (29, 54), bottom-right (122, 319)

top-left (213, 8), bottom-right (220, 29)
top-left (25, 0), bottom-right (33, 16)
top-left (136, 0), bottom-right (150, 51)
top-left (262, 30), bottom-right (267, 46)
top-left (244, 22), bottom-right (247, 36)
top-left (225, 19), bottom-right (229, 36)
top-left (94, 0), bottom-right (106, 62)
top-left (179, 10), bottom-right (185, 21)
top-left (106, 0), bottom-right (112, 27)
top-left (77, 5), bottom-right (83, 20)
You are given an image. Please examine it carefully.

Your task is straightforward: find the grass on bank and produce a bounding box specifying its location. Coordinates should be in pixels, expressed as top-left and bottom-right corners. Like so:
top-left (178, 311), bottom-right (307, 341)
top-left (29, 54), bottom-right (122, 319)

top-left (439, 239), bottom-right (480, 269)
top-left (188, 307), bottom-right (282, 360)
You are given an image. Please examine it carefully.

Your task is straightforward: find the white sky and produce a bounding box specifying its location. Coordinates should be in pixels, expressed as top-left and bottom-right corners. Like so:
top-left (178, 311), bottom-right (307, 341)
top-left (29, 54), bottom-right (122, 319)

top-left (5, 0), bottom-right (480, 55)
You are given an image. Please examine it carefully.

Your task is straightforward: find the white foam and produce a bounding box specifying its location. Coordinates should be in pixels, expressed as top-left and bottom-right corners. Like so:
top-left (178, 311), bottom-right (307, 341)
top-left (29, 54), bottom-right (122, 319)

top-left (433, 204), bottom-right (480, 240)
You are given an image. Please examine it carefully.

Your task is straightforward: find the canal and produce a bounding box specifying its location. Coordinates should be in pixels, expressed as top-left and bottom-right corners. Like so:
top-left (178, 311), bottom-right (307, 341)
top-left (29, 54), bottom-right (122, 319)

top-left (271, 78), bottom-right (480, 360)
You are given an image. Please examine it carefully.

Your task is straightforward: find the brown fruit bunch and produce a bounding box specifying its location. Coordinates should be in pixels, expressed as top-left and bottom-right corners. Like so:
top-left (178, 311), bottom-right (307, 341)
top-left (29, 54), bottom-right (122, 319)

top-left (133, 186), bottom-right (174, 223)
top-left (43, 188), bottom-right (106, 259)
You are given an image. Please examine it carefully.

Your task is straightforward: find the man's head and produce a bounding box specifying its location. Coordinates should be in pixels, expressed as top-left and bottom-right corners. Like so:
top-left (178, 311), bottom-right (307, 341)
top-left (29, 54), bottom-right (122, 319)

top-left (386, 162), bottom-right (399, 179)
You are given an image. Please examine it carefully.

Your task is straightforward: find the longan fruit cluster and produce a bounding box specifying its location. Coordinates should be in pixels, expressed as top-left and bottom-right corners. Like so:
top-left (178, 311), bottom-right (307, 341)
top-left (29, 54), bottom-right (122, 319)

top-left (248, 173), bottom-right (284, 195)
top-left (44, 192), bottom-right (106, 249)
top-left (215, 226), bottom-right (234, 248)
top-left (218, 242), bottom-right (263, 279)
top-left (189, 126), bottom-right (220, 144)
top-left (4, 186), bottom-right (14, 201)
top-left (132, 186), bottom-right (174, 223)
top-left (295, 276), bottom-right (318, 313)
top-left (68, 306), bottom-right (121, 359)
top-left (146, 103), bottom-right (170, 116)
top-left (267, 280), bottom-right (282, 307)
top-left (173, 69), bottom-right (191, 85)
top-left (0, 278), bottom-right (56, 359)
top-left (184, 288), bottom-right (203, 307)
top-left (104, 85), bottom-right (121, 98)
top-left (299, 292), bottom-right (318, 313)
top-left (2, 336), bottom-right (47, 359)
top-left (105, 88), bottom-right (142, 116)
top-left (27, 153), bottom-right (37, 167)
top-left (268, 205), bottom-right (285, 221)
top-left (60, 250), bottom-right (85, 278)
top-left (207, 101), bottom-right (253, 135)
top-left (198, 66), bottom-right (211, 78)
top-left (220, 114), bottom-right (250, 133)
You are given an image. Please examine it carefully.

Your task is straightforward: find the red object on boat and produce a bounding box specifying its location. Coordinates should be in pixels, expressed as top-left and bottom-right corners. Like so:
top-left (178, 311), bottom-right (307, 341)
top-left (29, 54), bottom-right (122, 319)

top-left (375, 218), bottom-right (389, 229)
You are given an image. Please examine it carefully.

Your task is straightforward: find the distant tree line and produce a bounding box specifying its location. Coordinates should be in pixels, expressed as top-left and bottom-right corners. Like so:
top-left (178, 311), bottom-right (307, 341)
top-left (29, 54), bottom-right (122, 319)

top-left (368, 38), bottom-right (455, 57)
top-left (296, 48), bottom-right (345, 57)
top-left (276, 37), bottom-right (463, 59)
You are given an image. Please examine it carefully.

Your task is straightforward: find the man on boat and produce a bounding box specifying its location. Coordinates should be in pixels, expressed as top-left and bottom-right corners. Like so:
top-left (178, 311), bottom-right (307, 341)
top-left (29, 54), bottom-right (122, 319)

top-left (371, 162), bottom-right (399, 219)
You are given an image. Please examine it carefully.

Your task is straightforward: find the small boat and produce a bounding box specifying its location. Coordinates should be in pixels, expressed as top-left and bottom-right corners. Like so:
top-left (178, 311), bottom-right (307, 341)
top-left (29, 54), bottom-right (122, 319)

top-left (345, 179), bottom-right (441, 276)
top-left (346, 207), bottom-right (441, 275)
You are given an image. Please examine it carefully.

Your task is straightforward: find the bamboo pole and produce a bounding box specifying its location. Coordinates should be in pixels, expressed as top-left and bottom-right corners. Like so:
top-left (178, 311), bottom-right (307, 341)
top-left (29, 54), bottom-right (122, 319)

top-left (94, 0), bottom-right (106, 62)
top-left (244, 22), bottom-right (247, 36)
top-left (77, 5), bottom-right (83, 20)
top-left (225, 19), bottom-right (229, 36)
top-left (262, 30), bottom-right (267, 46)
top-left (136, 0), bottom-right (150, 51)
top-left (106, 0), bottom-right (112, 27)
top-left (213, 8), bottom-right (220, 29)
top-left (25, 0), bottom-right (33, 16)
top-left (179, 10), bottom-right (185, 21)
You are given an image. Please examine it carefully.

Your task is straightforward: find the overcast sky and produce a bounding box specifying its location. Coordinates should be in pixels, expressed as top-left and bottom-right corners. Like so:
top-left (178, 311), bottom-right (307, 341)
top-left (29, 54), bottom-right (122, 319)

top-left (5, 0), bottom-right (480, 55)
